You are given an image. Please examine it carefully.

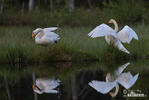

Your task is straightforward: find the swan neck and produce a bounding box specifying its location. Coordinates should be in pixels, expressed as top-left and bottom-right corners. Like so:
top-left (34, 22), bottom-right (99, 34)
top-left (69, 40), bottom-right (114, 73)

top-left (112, 20), bottom-right (118, 32)
top-left (106, 73), bottom-right (111, 82)
top-left (34, 28), bottom-right (43, 35)
top-left (36, 29), bottom-right (44, 38)
top-left (106, 73), bottom-right (115, 82)
top-left (38, 29), bottom-right (43, 34)
top-left (109, 84), bottom-right (119, 97)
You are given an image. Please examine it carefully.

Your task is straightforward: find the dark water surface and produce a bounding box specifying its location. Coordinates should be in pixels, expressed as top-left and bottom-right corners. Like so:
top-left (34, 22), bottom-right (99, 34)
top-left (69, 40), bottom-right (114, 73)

top-left (0, 61), bottom-right (148, 100)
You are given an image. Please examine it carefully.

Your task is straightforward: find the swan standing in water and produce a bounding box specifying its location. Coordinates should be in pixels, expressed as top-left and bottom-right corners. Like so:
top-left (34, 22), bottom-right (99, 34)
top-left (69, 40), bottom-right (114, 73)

top-left (32, 78), bottom-right (61, 94)
top-left (88, 19), bottom-right (139, 54)
top-left (32, 27), bottom-right (60, 45)
top-left (89, 62), bottom-right (139, 97)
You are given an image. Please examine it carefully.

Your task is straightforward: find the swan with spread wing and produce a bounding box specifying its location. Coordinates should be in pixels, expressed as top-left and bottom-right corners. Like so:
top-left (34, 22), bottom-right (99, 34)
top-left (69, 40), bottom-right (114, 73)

top-left (89, 62), bottom-right (139, 97)
top-left (88, 19), bottom-right (139, 54)
top-left (32, 27), bottom-right (60, 45)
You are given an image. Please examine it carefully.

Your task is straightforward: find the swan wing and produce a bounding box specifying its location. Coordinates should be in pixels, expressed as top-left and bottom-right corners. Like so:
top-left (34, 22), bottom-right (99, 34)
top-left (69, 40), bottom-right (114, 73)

top-left (106, 62), bottom-right (130, 82)
top-left (88, 24), bottom-right (117, 38)
top-left (43, 79), bottom-right (60, 93)
top-left (117, 25), bottom-right (138, 44)
top-left (44, 89), bottom-right (59, 94)
top-left (48, 79), bottom-right (61, 89)
top-left (114, 39), bottom-right (130, 54)
top-left (115, 62), bottom-right (130, 77)
top-left (36, 78), bottom-right (60, 89)
top-left (117, 72), bottom-right (139, 89)
top-left (44, 27), bottom-right (58, 32)
top-left (89, 80), bottom-right (117, 94)
top-left (43, 28), bottom-right (60, 42)
top-left (43, 29), bottom-right (59, 37)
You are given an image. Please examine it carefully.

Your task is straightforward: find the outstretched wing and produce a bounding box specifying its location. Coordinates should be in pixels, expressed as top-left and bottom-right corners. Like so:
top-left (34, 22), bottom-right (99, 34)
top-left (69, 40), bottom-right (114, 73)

top-left (115, 62), bottom-right (130, 77)
top-left (117, 72), bottom-right (139, 89)
top-left (117, 25), bottom-right (138, 44)
top-left (89, 80), bottom-right (117, 94)
top-left (44, 27), bottom-right (58, 32)
top-left (88, 24), bottom-right (117, 38)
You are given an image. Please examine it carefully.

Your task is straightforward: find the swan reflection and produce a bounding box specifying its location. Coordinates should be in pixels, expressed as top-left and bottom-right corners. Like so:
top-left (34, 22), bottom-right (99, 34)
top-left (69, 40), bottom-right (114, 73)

top-left (89, 62), bottom-right (139, 97)
top-left (32, 78), bottom-right (61, 94)
top-left (71, 70), bottom-right (111, 100)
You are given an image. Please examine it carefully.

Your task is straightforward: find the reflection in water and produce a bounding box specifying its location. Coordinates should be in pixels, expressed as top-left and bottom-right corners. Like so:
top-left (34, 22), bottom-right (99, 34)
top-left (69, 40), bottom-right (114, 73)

top-left (0, 61), bottom-right (148, 100)
top-left (72, 70), bottom-right (111, 100)
top-left (32, 72), bottom-right (38, 100)
top-left (89, 62), bottom-right (139, 97)
top-left (4, 76), bottom-right (12, 100)
top-left (32, 77), bottom-right (61, 94)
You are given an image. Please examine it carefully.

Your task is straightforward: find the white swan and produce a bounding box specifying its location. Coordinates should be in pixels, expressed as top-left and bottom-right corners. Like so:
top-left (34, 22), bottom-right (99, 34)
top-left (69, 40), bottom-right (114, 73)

top-left (32, 27), bottom-right (60, 45)
top-left (32, 78), bottom-right (61, 94)
top-left (88, 62), bottom-right (139, 97)
top-left (88, 19), bottom-right (139, 54)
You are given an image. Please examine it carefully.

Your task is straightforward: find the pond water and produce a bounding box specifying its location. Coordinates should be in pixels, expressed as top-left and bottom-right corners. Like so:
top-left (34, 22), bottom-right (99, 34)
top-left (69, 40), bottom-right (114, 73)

top-left (0, 61), bottom-right (148, 100)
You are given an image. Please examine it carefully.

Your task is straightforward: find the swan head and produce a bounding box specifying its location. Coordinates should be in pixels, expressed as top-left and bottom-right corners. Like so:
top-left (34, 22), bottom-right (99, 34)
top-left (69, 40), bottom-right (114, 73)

top-left (108, 19), bottom-right (118, 32)
top-left (108, 19), bottom-right (116, 24)
top-left (32, 28), bottom-right (42, 38)
top-left (32, 84), bottom-right (44, 94)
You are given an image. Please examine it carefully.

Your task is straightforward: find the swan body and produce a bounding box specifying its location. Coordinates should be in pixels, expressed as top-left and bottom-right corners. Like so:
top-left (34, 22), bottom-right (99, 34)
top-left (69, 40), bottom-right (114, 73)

top-left (88, 19), bottom-right (139, 54)
top-left (32, 27), bottom-right (60, 45)
top-left (89, 62), bottom-right (139, 97)
top-left (32, 78), bottom-right (61, 94)
top-left (106, 62), bottom-right (130, 82)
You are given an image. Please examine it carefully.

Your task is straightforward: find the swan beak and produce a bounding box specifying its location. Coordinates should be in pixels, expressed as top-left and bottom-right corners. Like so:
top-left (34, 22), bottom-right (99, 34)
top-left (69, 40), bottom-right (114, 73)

top-left (32, 33), bottom-right (35, 38)
top-left (32, 85), bottom-right (35, 89)
top-left (108, 20), bottom-right (112, 24)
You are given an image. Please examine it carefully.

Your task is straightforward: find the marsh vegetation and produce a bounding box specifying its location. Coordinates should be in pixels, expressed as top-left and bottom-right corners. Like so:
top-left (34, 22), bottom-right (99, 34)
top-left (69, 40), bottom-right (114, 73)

top-left (0, 0), bottom-right (149, 64)
top-left (0, 24), bottom-right (149, 64)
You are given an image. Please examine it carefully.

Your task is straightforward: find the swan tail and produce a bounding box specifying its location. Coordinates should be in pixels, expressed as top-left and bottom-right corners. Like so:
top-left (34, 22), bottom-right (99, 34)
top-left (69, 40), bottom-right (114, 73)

top-left (115, 40), bottom-right (130, 54)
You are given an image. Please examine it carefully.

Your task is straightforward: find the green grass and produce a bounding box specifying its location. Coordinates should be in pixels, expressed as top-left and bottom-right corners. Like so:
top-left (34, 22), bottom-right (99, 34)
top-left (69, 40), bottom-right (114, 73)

top-left (0, 25), bottom-right (149, 64)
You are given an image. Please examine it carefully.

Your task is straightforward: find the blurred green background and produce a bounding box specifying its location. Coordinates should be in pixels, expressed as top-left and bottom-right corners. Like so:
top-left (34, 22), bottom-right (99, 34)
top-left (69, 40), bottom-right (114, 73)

top-left (0, 0), bottom-right (149, 64)
top-left (0, 0), bottom-right (148, 27)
